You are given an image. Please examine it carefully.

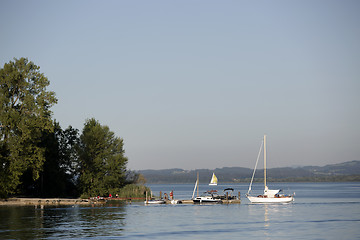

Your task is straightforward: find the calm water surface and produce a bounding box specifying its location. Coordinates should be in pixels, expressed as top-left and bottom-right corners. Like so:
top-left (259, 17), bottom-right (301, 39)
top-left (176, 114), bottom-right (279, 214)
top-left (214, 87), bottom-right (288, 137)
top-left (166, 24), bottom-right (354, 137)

top-left (1, 182), bottom-right (359, 239)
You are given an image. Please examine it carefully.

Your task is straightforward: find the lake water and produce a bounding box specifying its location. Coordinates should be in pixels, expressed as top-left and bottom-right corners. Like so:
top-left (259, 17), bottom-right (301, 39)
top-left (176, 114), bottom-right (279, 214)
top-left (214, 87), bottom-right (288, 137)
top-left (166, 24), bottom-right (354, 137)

top-left (1, 182), bottom-right (359, 239)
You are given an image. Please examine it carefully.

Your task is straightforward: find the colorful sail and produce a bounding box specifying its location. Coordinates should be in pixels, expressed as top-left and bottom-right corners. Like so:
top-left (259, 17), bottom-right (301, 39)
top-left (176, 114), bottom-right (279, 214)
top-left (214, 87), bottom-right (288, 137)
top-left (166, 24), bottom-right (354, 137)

top-left (209, 173), bottom-right (218, 186)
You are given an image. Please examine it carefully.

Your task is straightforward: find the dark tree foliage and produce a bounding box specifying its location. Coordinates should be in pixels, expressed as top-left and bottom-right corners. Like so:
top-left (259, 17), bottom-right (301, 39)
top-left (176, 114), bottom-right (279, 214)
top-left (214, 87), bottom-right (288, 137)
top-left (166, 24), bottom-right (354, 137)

top-left (0, 58), bottom-right (57, 198)
top-left (0, 58), bottom-right (140, 199)
top-left (18, 122), bottom-right (80, 197)
top-left (78, 118), bottom-right (128, 197)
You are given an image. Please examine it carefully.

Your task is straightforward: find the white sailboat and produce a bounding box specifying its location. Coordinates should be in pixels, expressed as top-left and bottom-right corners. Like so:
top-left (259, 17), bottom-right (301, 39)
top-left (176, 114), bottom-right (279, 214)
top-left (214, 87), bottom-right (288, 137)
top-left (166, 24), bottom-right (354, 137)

top-left (192, 173), bottom-right (199, 200)
top-left (246, 135), bottom-right (294, 203)
top-left (192, 172), bottom-right (222, 203)
top-left (209, 173), bottom-right (218, 186)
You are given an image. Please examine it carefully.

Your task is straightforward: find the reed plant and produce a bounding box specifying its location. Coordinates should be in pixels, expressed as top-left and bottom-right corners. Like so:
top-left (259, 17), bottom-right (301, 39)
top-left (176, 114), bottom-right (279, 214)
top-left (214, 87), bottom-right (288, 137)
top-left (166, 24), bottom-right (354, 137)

top-left (114, 184), bottom-right (150, 199)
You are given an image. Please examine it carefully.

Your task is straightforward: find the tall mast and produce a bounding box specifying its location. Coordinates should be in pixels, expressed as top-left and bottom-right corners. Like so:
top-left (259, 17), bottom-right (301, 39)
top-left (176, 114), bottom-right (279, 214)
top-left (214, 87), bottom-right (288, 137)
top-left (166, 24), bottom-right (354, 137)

top-left (197, 172), bottom-right (199, 197)
top-left (264, 134), bottom-right (267, 188)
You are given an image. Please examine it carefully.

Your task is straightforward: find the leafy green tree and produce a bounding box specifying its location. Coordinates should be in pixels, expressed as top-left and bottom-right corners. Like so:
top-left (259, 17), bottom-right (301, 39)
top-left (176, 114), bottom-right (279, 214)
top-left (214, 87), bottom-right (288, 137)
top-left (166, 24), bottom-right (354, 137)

top-left (0, 58), bottom-right (57, 198)
top-left (55, 123), bottom-right (80, 186)
top-left (39, 123), bottom-right (79, 197)
top-left (78, 118), bottom-right (128, 197)
top-left (18, 122), bottom-right (80, 197)
top-left (125, 170), bottom-right (146, 184)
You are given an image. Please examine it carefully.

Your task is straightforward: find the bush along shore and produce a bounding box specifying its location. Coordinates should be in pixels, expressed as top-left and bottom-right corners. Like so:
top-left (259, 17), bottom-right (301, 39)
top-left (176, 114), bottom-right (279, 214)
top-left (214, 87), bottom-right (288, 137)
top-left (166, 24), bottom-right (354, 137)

top-left (1, 184), bottom-right (151, 206)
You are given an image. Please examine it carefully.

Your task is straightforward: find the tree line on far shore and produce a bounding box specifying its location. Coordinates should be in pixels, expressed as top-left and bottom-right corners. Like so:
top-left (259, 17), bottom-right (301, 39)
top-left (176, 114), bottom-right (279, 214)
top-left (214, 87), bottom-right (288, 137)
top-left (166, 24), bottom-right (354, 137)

top-left (0, 58), bottom-right (148, 199)
top-left (138, 161), bottom-right (360, 184)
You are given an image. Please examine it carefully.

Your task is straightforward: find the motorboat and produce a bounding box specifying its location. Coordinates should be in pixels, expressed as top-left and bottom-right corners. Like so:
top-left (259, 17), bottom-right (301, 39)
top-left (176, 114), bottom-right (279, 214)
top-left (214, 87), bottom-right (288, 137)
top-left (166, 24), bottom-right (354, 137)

top-left (193, 191), bottom-right (222, 204)
top-left (215, 188), bottom-right (237, 200)
top-left (170, 199), bottom-right (182, 204)
top-left (192, 173), bottom-right (222, 203)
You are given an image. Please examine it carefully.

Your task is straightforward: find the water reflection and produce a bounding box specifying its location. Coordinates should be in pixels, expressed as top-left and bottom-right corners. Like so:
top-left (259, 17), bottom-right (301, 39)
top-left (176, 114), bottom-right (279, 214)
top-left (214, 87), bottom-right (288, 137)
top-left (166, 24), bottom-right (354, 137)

top-left (247, 203), bottom-right (294, 240)
top-left (264, 204), bottom-right (269, 228)
top-left (1, 183), bottom-right (358, 239)
top-left (0, 203), bottom-right (127, 239)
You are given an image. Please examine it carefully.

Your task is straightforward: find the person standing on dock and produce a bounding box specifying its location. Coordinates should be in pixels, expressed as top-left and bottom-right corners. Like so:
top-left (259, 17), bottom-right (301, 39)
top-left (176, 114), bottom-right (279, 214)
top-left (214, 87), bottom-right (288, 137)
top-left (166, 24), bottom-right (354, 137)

top-left (170, 191), bottom-right (174, 200)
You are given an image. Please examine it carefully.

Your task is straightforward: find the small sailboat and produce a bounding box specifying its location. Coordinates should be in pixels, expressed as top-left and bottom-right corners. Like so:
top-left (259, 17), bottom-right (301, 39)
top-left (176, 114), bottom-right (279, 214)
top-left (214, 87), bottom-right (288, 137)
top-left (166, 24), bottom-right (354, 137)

top-left (192, 172), bottom-right (199, 200)
top-left (192, 172), bottom-right (222, 203)
top-left (209, 173), bottom-right (218, 186)
top-left (246, 135), bottom-right (294, 203)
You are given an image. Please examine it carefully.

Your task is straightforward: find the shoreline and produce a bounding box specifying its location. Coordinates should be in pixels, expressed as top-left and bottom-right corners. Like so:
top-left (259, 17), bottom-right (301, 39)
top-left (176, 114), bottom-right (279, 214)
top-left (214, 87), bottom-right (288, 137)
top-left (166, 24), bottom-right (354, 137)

top-left (0, 197), bottom-right (242, 206)
top-left (0, 197), bottom-right (147, 206)
top-left (0, 198), bottom-right (98, 206)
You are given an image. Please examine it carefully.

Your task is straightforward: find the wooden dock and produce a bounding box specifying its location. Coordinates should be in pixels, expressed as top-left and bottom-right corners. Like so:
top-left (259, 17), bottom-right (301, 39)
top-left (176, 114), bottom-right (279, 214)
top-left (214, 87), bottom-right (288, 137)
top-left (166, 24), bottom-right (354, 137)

top-left (1, 190), bottom-right (241, 206)
top-left (148, 190), bottom-right (241, 204)
top-left (173, 199), bottom-right (241, 204)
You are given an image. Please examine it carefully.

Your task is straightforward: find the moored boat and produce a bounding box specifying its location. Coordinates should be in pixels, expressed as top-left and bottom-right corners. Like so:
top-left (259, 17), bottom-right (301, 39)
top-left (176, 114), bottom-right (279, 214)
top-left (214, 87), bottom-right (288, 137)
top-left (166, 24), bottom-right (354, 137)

top-left (246, 135), bottom-right (294, 203)
top-left (193, 191), bottom-right (222, 204)
top-left (170, 199), bottom-right (182, 204)
top-left (215, 188), bottom-right (237, 200)
top-left (144, 199), bottom-right (166, 204)
top-left (192, 173), bottom-right (222, 203)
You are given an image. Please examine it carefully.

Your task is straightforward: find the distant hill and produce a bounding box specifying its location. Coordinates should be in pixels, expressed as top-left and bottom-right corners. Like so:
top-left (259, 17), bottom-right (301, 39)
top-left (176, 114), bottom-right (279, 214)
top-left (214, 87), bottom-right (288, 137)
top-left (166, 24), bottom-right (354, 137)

top-left (137, 160), bottom-right (360, 183)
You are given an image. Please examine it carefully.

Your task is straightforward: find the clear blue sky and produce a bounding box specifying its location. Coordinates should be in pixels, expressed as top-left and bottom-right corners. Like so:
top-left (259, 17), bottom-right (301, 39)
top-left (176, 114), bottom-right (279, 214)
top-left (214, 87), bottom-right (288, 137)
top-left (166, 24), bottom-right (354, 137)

top-left (1, 0), bottom-right (359, 170)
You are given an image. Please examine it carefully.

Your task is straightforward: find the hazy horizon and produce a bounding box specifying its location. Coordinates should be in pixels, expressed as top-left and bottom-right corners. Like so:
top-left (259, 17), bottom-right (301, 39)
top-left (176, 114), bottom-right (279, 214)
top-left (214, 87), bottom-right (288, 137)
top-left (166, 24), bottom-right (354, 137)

top-left (136, 160), bottom-right (359, 171)
top-left (1, 1), bottom-right (359, 170)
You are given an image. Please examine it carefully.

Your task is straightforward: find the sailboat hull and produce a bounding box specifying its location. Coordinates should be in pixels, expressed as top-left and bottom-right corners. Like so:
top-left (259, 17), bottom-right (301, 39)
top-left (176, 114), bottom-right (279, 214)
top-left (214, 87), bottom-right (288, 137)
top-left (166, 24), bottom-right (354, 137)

top-left (247, 196), bottom-right (294, 203)
top-left (247, 135), bottom-right (295, 203)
